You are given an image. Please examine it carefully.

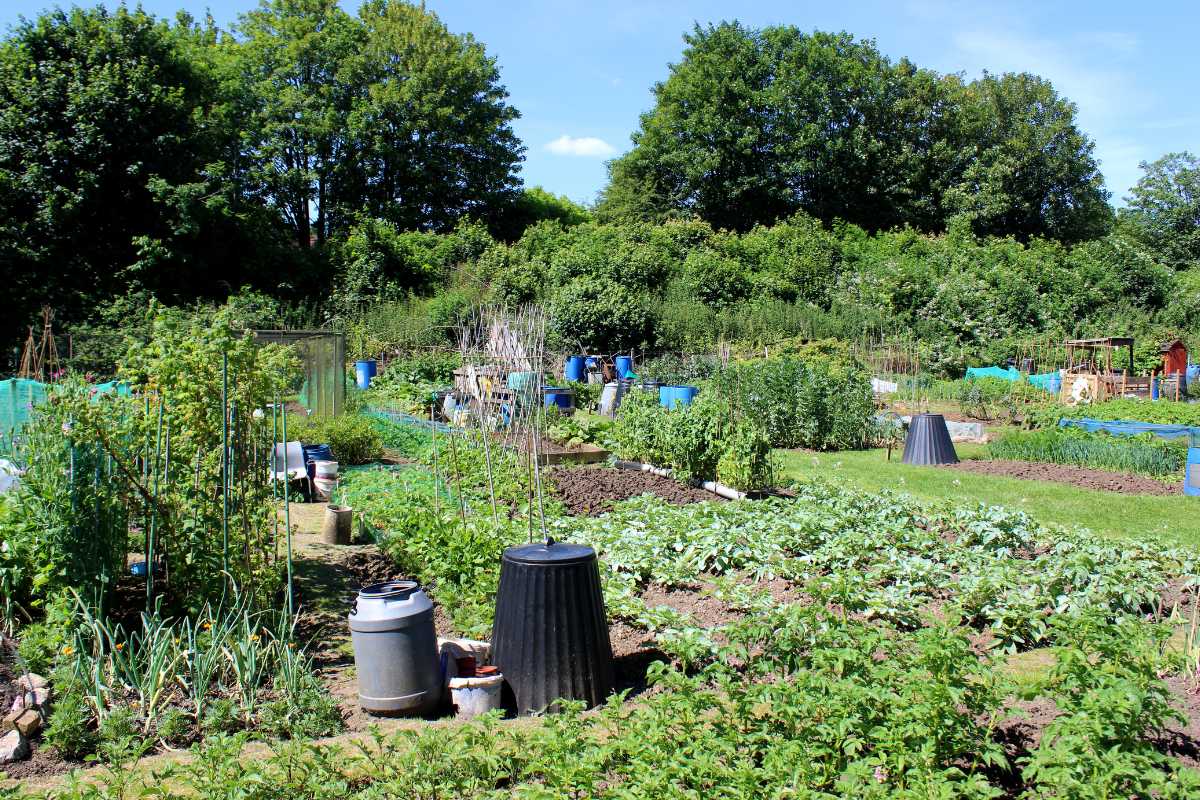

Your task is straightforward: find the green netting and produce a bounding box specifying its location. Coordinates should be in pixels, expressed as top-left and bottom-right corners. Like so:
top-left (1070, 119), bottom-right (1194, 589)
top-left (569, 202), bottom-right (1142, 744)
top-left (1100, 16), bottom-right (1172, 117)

top-left (0, 378), bottom-right (49, 436)
top-left (253, 330), bottom-right (346, 417)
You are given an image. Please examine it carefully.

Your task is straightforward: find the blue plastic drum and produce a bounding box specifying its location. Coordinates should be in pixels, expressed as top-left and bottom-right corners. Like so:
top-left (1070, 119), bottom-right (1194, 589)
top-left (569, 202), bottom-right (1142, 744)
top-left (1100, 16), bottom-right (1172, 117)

top-left (564, 356), bottom-right (586, 383)
top-left (355, 360), bottom-right (378, 390)
top-left (543, 387), bottom-right (575, 411)
top-left (659, 385), bottom-right (698, 409)
top-left (614, 356), bottom-right (634, 379)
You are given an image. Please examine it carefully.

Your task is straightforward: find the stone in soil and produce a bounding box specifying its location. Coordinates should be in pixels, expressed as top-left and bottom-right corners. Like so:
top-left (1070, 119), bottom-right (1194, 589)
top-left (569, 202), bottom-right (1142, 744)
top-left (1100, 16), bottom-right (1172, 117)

top-left (550, 465), bottom-right (721, 516)
top-left (943, 459), bottom-right (1176, 496)
top-left (0, 729), bottom-right (29, 764)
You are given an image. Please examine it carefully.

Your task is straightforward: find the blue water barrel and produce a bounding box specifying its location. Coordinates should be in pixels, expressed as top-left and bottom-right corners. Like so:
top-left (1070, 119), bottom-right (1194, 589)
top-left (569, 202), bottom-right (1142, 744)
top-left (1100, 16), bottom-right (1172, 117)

top-left (1187, 446), bottom-right (1200, 496)
top-left (585, 356), bottom-right (600, 370)
top-left (1151, 377), bottom-right (1160, 401)
top-left (303, 443), bottom-right (334, 479)
top-left (615, 356), bottom-right (634, 379)
top-left (543, 386), bottom-right (575, 411)
top-left (659, 385), bottom-right (698, 409)
top-left (564, 356), bottom-right (586, 383)
top-left (1045, 374), bottom-right (1062, 394)
top-left (355, 360), bottom-right (378, 390)
top-left (1188, 364), bottom-right (1200, 383)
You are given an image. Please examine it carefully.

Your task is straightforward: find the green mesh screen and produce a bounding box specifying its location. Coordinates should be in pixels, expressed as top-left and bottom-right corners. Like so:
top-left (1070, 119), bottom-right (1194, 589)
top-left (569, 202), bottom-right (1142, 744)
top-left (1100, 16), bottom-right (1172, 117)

top-left (252, 331), bottom-right (346, 417)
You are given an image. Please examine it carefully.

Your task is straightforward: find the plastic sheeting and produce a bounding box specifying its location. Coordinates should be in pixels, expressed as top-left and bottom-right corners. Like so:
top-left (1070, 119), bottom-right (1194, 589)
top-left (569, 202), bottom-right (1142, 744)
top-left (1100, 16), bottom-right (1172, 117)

top-left (1059, 417), bottom-right (1200, 444)
top-left (0, 378), bottom-right (48, 435)
top-left (965, 366), bottom-right (1021, 382)
top-left (1027, 372), bottom-right (1062, 392)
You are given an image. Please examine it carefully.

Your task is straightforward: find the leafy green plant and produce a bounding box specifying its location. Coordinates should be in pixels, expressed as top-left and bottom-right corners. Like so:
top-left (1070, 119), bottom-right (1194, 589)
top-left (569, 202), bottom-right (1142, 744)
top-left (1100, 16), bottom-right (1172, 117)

top-left (988, 427), bottom-right (1185, 477)
top-left (288, 413), bottom-right (383, 465)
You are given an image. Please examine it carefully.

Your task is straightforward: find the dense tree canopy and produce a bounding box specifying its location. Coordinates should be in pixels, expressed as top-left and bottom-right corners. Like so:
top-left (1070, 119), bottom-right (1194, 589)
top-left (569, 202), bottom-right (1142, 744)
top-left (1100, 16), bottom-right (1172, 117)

top-left (0, 0), bottom-right (524, 346)
top-left (0, 6), bottom-right (281, 342)
top-left (1122, 152), bottom-right (1200, 271)
top-left (599, 23), bottom-right (1110, 241)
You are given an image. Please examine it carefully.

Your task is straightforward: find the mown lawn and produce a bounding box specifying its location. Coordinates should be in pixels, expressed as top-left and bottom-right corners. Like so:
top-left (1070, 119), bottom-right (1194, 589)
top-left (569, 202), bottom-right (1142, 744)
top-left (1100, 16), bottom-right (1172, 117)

top-left (777, 444), bottom-right (1200, 548)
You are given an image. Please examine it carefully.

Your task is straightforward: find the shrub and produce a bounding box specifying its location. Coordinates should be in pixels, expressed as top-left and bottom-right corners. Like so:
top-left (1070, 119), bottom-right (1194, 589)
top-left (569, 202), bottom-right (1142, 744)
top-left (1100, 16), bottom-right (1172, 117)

top-left (546, 276), bottom-right (655, 352)
top-left (716, 421), bottom-right (777, 492)
top-left (711, 353), bottom-right (875, 451)
top-left (45, 684), bottom-right (98, 759)
top-left (288, 413), bottom-right (383, 466)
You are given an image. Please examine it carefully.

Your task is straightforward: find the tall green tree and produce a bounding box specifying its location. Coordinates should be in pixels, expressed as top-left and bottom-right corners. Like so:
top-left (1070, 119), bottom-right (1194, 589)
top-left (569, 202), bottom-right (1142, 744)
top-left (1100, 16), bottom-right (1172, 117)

top-left (599, 22), bottom-right (1110, 242)
top-left (348, 0), bottom-right (524, 233)
top-left (0, 6), bottom-right (258, 344)
top-left (945, 72), bottom-right (1111, 243)
top-left (1122, 152), bottom-right (1200, 270)
top-left (233, 0), bottom-right (523, 247)
top-left (234, 0), bottom-right (363, 249)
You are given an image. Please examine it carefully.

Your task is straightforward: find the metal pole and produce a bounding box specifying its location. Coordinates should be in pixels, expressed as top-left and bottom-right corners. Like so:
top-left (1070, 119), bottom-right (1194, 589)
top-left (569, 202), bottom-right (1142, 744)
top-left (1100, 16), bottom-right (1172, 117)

top-left (221, 353), bottom-right (229, 573)
top-left (146, 399), bottom-right (164, 608)
top-left (282, 403), bottom-right (294, 617)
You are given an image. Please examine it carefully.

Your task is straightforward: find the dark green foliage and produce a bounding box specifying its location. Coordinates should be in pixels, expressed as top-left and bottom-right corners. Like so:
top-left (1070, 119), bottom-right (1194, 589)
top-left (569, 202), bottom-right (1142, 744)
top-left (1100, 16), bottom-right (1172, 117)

top-left (547, 277), bottom-right (656, 352)
top-left (599, 23), bottom-right (1109, 242)
top-left (0, 6), bottom-right (295, 346)
top-left (1122, 152), bottom-right (1200, 271)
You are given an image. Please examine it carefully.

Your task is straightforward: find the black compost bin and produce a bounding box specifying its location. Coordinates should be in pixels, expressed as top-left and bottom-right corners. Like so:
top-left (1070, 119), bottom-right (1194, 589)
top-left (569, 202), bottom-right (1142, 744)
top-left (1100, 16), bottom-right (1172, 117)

top-left (491, 539), bottom-right (614, 715)
top-left (902, 413), bottom-right (959, 465)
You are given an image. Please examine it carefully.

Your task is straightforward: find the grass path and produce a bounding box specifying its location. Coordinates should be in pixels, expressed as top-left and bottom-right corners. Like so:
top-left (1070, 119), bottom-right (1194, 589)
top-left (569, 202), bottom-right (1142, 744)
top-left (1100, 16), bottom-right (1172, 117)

top-left (777, 445), bottom-right (1200, 547)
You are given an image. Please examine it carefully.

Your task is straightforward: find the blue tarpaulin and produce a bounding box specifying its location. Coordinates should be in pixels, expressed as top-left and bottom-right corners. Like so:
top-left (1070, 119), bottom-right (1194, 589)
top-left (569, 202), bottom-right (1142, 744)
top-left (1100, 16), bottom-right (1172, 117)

top-left (1059, 417), bottom-right (1200, 443)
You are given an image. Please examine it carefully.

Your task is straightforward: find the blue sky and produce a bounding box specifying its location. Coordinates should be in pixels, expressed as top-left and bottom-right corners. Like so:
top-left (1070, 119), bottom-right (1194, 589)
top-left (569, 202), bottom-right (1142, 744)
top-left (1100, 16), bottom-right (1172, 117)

top-left (3, 0), bottom-right (1197, 207)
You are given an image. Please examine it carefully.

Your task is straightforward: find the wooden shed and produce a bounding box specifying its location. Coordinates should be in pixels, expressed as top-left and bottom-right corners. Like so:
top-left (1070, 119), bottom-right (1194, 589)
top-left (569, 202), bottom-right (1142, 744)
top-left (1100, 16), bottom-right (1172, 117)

top-left (1160, 339), bottom-right (1188, 376)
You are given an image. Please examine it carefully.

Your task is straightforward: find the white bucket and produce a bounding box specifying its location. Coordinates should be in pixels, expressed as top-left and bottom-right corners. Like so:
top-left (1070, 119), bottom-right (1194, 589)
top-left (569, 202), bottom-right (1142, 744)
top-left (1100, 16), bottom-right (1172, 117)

top-left (313, 460), bottom-right (339, 479)
top-left (448, 674), bottom-right (503, 718)
top-left (312, 477), bottom-right (338, 501)
top-left (598, 382), bottom-right (619, 415)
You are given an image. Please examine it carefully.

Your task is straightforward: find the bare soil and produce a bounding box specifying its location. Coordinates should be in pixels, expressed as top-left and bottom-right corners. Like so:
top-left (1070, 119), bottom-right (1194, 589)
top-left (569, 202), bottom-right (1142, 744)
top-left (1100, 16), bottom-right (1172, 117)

top-left (944, 459), bottom-right (1177, 496)
top-left (1161, 676), bottom-right (1200, 769)
top-left (550, 465), bottom-right (721, 516)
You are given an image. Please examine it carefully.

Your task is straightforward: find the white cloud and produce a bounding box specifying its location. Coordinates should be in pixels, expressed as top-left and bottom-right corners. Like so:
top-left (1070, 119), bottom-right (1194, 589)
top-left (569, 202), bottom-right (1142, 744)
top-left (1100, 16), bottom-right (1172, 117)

top-left (545, 135), bottom-right (616, 157)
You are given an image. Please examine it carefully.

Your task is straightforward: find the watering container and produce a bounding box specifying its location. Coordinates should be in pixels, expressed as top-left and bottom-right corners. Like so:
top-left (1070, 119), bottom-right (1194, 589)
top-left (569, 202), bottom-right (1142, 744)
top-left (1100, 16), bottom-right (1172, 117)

top-left (491, 540), bottom-right (614, 715)
top-left (659, 385), bottom-right (698, 409)
top-left (901, 414), bottom-right (959, 466)
top-left (614, 356), bottom-right (634, 379)
top-left (542, 387), bottom-right (575, 411)
top-left (348, 581), bottom-right (442, 715)
top-left (564, 356), bottom-right (586, 383)
top-left (354, 360), bottom-right (378, 390)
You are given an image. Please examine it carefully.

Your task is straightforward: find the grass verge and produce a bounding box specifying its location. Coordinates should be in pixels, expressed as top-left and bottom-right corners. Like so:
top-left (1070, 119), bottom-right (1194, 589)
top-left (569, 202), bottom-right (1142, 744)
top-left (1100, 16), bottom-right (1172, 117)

top-left (777, 445), bottom-right (1200, 547)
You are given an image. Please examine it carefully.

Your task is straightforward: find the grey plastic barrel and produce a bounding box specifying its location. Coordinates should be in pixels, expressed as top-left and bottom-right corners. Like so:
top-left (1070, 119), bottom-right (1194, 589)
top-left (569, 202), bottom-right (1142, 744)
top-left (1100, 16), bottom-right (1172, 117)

top-left (348, 580), bottom-right (442, 715)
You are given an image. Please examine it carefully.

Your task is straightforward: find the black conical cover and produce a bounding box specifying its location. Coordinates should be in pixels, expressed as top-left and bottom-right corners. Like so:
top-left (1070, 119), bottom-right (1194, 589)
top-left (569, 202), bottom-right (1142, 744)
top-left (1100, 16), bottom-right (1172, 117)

top-left (490, 541), bottom-right (614, 715)
top-left (902, 413), bottom-right (959, 465)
